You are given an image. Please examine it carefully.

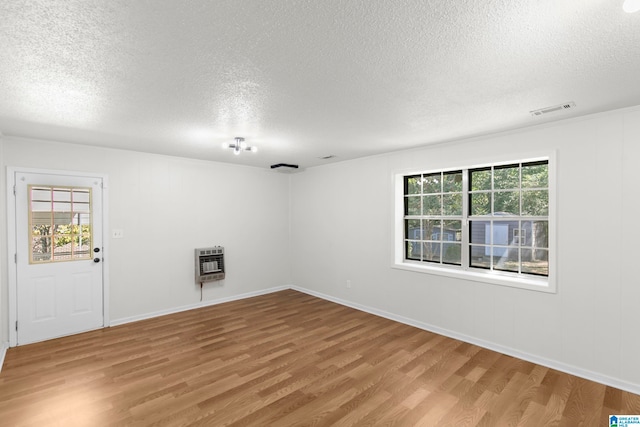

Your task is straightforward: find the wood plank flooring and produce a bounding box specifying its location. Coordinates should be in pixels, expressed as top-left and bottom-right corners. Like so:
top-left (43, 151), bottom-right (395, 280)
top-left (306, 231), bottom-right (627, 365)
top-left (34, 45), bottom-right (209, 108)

top-left (1, 289), bottom-right (639, 426)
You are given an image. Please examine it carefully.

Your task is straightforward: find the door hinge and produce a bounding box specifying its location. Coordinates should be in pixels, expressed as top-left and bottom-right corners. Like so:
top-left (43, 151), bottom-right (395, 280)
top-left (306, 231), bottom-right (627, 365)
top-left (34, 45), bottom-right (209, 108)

top-left (13, 185), bottom-right (16, 195)
top-left (14, 253), bottom-right (17, 263)
top-left (15, 321), bottom-right (18, 331)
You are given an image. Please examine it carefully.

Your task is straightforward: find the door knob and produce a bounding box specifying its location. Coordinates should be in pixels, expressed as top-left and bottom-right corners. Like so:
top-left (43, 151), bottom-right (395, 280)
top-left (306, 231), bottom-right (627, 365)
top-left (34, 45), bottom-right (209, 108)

top-left (93, 258), bottom-right (101, 263)
top-left (93, 248), bottom-right (100, 253)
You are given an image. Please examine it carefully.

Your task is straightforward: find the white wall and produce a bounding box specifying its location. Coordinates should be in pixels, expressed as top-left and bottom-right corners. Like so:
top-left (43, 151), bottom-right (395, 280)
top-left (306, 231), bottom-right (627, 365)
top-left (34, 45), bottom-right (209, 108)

top-left (0, 138), bottom-right (4, 346)
top-left (290, 106), bottom-right (640, 393)
top-left (0, 137), bottom-right (292, 342)
top-left (2, 106), bottom-right (639, 393)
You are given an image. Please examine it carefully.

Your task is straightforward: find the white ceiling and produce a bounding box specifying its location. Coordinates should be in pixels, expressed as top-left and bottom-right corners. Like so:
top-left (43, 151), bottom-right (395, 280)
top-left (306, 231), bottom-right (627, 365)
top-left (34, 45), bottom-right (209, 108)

top-left (1, 1), bottom-right (639, 169)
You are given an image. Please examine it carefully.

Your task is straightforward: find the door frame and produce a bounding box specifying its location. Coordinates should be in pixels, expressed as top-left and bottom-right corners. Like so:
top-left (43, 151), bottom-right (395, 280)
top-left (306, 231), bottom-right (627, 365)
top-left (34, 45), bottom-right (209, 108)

top-left (6, 167), bottom-right (110, 347)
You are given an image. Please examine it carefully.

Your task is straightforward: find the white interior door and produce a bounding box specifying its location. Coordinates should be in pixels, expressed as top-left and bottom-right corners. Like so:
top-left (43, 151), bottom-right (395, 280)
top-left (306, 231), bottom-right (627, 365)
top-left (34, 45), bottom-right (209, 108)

top-left (14, 171), bottom-right (104, 345)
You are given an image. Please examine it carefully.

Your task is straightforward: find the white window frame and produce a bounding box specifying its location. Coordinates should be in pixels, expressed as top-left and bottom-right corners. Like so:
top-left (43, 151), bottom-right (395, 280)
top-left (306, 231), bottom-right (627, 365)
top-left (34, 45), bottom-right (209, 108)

top-left (392, 154), bottom-right (556, 293)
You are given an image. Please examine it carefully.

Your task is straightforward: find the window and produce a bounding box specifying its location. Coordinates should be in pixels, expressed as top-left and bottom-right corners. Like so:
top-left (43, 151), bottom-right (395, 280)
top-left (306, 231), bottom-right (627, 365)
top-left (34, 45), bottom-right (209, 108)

top-left (29, 185), bottom-right (93, 263)
top-left (404, 171), bottom-right (463, 265)
top-left (397, 157), bottom-right (553, 291)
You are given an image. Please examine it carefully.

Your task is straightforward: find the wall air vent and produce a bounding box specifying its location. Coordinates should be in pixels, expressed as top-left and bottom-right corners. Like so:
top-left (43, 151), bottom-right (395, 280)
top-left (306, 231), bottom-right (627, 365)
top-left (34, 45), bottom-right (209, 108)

top-left (195, 246), bottom-right (225, 283)
top-left (530, 102), bottom-right (576, 117)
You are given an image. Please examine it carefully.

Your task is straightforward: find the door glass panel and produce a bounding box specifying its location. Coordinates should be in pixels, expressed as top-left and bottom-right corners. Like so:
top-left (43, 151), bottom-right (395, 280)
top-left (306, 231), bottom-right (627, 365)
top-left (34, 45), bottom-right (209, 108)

top-left (29, 186), bottom-right (92, 263)
top-left (74, 235), bottom-right (91, 259)
top-left (53, 202), bottom-right (72, 214)
top-left (31, 236), bottom-right (52, 262)
top-left (53, 236), bottom-right (72, 261)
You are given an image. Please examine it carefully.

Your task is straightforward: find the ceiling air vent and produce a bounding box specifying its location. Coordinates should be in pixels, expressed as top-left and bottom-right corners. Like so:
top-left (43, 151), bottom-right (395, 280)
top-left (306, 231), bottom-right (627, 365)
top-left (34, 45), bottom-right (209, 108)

top-left (530, 101), bottom-right (576, 117)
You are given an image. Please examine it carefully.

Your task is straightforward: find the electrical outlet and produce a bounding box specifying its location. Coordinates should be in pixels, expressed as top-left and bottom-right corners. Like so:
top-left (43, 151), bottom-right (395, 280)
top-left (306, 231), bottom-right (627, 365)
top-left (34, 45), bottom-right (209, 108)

top-left (112, 229), bottom-right (124, 239)
top-left (346, 280), bottom-right (351, 288)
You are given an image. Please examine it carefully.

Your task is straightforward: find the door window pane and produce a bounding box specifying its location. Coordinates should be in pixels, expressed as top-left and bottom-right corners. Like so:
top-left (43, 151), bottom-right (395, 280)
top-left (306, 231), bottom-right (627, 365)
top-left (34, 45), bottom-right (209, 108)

top-left (29, 186), bottom-right (93, 263)
top-left (31, 236), bottom-right (52, 262)
top-left (72, 189), bottom-right (91, 213)
top-left (53, 236), bottom-right (72, 261)
top-left (73, 235), bottom-right (91, 259)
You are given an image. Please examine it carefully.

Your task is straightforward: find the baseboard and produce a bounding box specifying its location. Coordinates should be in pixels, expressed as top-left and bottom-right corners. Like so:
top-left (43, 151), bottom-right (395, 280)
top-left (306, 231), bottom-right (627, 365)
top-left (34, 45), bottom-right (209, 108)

top-left (0, 341), bottom-right (8, 373)
top-left (290, 285), bottom-right (640, 396)
top-left (110, 285), bottom-right (289, 327)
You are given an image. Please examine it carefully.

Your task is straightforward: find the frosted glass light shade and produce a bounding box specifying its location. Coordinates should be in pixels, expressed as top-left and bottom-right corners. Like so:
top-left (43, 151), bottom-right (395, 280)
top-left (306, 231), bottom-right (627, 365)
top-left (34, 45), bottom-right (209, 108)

top-left (624, 0), bottom-right (640, 13)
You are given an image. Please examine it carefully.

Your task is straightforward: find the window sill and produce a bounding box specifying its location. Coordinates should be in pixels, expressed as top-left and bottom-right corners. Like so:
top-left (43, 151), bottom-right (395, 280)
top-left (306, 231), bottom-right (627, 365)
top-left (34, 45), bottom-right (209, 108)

top-left (392, 261), bottom-right (556, 293)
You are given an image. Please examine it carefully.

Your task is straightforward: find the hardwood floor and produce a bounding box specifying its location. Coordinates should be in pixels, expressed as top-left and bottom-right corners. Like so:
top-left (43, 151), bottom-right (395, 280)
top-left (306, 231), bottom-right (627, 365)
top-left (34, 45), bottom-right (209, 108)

top-left (1, 289), bottom-right (639, 426)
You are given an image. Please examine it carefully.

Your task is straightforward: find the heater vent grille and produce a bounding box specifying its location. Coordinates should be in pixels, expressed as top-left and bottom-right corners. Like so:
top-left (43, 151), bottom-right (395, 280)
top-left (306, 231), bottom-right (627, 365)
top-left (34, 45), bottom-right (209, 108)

top-left (195, 246), bottom-right (225, 283)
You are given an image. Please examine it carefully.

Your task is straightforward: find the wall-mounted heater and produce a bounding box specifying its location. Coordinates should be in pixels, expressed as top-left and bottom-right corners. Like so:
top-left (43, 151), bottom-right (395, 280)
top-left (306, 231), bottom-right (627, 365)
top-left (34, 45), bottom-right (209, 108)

top-left (195, 246), bottom-right (225, 283)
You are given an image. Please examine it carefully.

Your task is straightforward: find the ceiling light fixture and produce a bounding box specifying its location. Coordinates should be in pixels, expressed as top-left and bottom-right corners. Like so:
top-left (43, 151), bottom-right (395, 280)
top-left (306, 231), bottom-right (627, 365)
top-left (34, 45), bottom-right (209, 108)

top-left (223, 137), bottom-right (257, 155)
top-left (623, 0), bottom-right (640, 13)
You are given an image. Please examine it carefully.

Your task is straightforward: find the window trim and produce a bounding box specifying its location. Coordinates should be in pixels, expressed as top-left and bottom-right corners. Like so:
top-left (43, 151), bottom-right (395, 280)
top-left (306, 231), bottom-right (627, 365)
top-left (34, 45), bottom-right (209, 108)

top-left (392, 153), bottom-right (556, 293)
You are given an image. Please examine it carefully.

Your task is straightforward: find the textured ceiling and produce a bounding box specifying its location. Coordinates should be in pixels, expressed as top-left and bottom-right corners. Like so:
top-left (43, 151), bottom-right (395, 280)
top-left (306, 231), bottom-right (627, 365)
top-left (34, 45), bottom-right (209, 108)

top-left (1, 0), bottom-right (639, 169)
